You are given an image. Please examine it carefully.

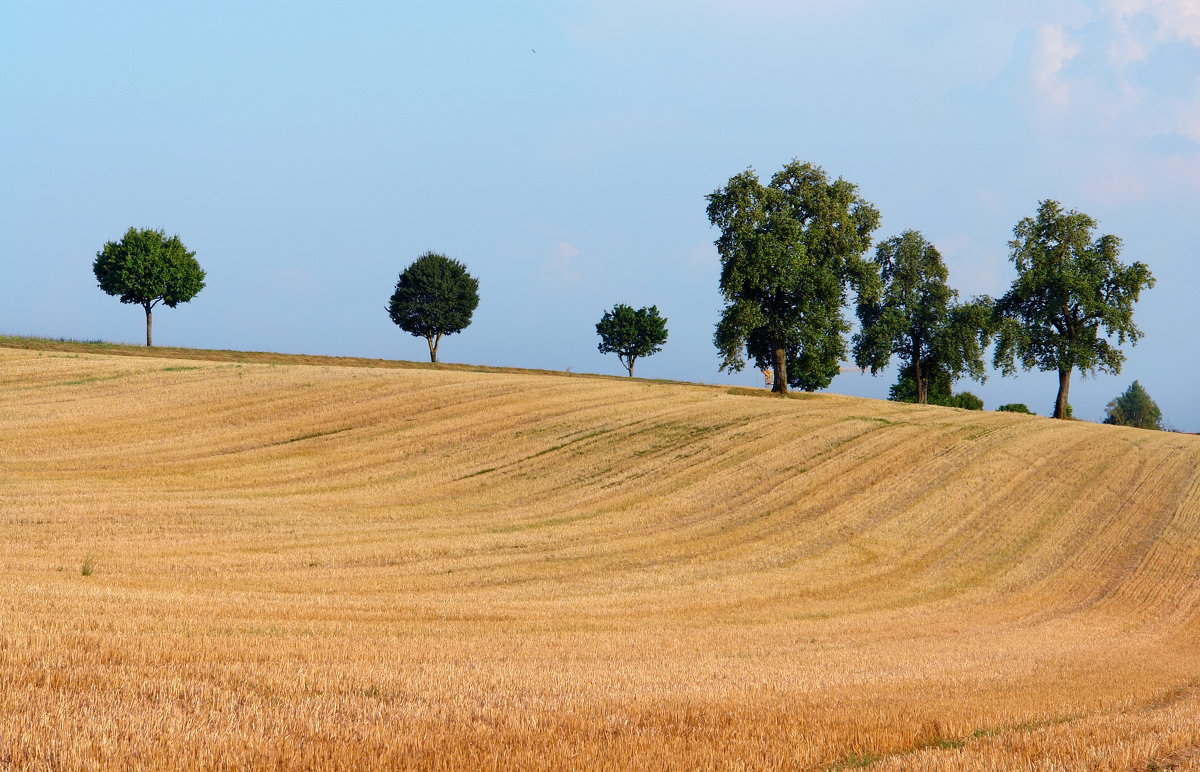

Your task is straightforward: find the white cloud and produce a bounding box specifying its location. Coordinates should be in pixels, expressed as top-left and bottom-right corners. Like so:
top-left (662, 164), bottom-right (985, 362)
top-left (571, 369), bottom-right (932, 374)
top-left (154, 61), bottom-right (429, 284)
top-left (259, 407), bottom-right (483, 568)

top-left (1031, 24), bottom-right (1081, 108)
top-left (1179, 78), bottom-right (1200, 143)
top-left (543, 241), bottom-right (583, 284)
top-left (1110, 0), bottom-right (1200, 48)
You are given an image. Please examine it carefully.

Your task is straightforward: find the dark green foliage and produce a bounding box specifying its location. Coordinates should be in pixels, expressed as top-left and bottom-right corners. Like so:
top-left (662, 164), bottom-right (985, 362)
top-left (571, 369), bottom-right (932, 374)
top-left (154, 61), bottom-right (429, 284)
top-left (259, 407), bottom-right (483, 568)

top-left (888, 362), bottom-right (952, 404)
top-left (997, 403), bottom-right (1035, 414)
top-left (387, 252), bottom-right (480, 363)
top-left (707, 160), bottom-right (880, 393)
top-left (1103, 380), bottom-right (1163, 430)
top-left (948, 391), bottom-right (984, 411)
top-left (854, 230), bottom-right (993, 404)
top-left (595, 304), bottom-right (668, 377)
top-left (888, 363), bottom-right (982, 409)
top-left (93, 227), bottom-right (205, 346)
top-left (994, 200), bottom-right (1154, 419)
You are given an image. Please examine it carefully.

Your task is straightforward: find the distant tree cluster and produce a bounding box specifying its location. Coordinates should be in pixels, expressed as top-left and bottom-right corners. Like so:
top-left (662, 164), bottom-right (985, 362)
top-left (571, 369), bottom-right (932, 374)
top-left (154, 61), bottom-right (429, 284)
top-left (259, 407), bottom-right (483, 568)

top-left (705, 159), bottom-right (1156, 418)
top-left (89, 161), bottom-right (1160, 425)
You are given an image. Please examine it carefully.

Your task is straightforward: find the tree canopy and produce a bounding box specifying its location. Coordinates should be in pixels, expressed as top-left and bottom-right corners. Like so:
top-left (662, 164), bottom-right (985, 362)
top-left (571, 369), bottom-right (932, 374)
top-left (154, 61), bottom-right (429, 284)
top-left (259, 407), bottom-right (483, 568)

top-left (93, 227), bottom-right (206, 347)
top-left (1103, 380), bottom-right (1163, 430)
top-left (853, 229), bottom-right (993, 404)
top-left (387, 252), bottom-right (480, 363)
top-left (595, 304), bottom-right (668, 377)
top-left (993, 200), bottom-right (1154, 419)
top-left (707, 160), bottom-right (880, 393)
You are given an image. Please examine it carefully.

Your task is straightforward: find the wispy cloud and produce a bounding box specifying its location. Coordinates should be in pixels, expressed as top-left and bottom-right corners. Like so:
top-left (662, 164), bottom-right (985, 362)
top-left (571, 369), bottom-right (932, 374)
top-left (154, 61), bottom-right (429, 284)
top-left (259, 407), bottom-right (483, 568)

top-left (1031, 24), bottom-right (1081, 108)
top-left (543, 241), bottom-right (583, 284)
top-left (1111, 0), bottom-right (1200, 49)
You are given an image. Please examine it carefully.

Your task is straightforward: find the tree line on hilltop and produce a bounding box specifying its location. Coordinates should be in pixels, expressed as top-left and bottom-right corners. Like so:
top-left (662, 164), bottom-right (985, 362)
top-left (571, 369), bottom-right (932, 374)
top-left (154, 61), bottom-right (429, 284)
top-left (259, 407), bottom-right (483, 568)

top-left (88, 158), bottom-right (1158, 427)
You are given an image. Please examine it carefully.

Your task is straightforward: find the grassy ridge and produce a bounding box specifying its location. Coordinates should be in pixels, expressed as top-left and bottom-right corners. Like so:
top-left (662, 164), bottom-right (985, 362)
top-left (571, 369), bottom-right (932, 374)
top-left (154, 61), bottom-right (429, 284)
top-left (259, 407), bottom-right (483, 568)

top-left (1, 343), bottom-right (1198, 770)
top-left (0, 334), bottom-right (680, 383)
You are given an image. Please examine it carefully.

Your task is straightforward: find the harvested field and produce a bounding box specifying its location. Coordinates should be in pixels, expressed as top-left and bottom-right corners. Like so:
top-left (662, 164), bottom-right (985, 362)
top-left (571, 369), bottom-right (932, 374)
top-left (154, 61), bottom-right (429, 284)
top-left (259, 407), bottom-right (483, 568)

top-left (2, 342), bottom-right (1199, 770)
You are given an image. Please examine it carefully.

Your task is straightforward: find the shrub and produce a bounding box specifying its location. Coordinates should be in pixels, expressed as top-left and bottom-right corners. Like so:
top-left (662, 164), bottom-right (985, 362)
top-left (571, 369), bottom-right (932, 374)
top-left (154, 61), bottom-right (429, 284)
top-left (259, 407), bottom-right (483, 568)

top-left (948, 391), bottom-right (984, 411)
top-left (1103, 381), bottom-right (1163, 430)
top-left (997, 403), bottom-right (1034, 414)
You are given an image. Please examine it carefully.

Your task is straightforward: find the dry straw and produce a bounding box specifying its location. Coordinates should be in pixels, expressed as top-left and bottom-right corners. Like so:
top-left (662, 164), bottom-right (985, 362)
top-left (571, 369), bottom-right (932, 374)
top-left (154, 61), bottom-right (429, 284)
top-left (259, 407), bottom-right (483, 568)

top-left (1, 343), bottom-right (1198, 770)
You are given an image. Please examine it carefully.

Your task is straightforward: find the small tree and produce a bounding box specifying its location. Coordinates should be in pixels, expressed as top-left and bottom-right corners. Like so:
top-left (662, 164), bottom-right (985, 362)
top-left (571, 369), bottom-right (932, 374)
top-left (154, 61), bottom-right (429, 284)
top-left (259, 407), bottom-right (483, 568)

top-left (707, 160), bottom-right (880, 393)
top-left (387, 252), bottom-right (479, 362)
top-left (853, 230), bottom-right (993, 403)
top-left (1103, 380), bottom-right (1163, 430)
top-left (994, 200), bottom-right (1154, 419)
top-left (93, 227), bottom-right (205, 346)
top-left (595, 304), bottom-right (668, 377)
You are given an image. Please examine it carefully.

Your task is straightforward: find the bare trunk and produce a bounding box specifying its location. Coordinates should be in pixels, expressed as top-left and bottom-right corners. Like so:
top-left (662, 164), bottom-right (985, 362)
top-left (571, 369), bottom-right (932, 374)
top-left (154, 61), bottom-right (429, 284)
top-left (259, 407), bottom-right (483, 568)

top-left (145, 305), bottom-right (153, 347)
top-left (771, 347), bottom-right (788, 394)
top-left (1054, 368), bottom-right (1071, 419)
top-left (913, 348), bottom-right (926, 404)
top-left (427, 333), bottom-right (441, 363)
top-left (626, 357), bottom-right (635, 377)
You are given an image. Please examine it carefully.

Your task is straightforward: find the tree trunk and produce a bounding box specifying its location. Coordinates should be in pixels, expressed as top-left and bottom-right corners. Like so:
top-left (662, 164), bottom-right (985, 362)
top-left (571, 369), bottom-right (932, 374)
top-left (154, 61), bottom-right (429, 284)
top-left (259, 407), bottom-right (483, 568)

top-left (145, 305), bottom-right (153, 347)
top-left (626, 357), bottom-right (635, 377)
top-left (427, 333), bottom-right (441, 363)
top-left (1054, 368), bottom-right (1071, 419)
top-left (913, 348), bottom-right (926, 404)
top-left (771, 347), bottom-right (788, 394)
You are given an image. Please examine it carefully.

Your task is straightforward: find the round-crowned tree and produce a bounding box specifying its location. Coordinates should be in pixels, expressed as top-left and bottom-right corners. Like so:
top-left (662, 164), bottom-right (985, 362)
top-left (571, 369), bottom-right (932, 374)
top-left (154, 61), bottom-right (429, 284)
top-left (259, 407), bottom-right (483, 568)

top-left (595, 303), bottom-right (668, 377)
top-left (93, 227), bottom-right (206, 346)
top-left (387, 252), bottom-right (479, 363)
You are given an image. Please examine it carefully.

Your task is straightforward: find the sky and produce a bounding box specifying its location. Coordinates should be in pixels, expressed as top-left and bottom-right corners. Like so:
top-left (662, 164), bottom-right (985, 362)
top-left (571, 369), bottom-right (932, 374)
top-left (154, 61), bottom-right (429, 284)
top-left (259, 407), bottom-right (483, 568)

top-left (3, 0), bottom-right (1198, 429)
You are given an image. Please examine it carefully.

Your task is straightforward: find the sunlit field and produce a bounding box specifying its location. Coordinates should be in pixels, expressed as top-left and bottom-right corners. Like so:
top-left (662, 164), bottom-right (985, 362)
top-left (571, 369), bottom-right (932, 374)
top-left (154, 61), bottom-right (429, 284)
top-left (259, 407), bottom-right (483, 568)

top-left (2, 341), bottom-right (1199, 770)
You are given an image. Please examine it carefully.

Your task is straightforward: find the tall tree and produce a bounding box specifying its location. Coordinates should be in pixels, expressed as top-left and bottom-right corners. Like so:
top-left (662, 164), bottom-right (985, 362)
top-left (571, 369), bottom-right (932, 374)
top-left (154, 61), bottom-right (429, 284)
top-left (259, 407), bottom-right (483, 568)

top-left (93, 227), bottom-right (206, 346)
top-left (387, 252), bottom-right (480, 363)
top-left (707, 160), bottom-right (880, 393)
top-left (595, 303), bottom-right (668, 377)
top-left (853, 230), bottom-right (993, 404)
top-left (1102, 381), bottom-right (1163, 430)
top-left (994, 200), bottom-right (1154, 419)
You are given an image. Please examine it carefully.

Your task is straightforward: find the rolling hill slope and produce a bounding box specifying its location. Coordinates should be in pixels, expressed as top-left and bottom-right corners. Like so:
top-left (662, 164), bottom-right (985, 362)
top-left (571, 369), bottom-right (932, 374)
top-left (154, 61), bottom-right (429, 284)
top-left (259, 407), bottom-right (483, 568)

top-left (2, 342), bottom-right (1199, 770)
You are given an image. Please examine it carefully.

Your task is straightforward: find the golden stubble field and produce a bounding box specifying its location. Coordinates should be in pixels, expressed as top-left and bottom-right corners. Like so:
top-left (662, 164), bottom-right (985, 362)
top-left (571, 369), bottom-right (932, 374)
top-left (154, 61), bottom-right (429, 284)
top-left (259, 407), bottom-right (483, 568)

top-left (1, 343), bottom-right (1199, 770)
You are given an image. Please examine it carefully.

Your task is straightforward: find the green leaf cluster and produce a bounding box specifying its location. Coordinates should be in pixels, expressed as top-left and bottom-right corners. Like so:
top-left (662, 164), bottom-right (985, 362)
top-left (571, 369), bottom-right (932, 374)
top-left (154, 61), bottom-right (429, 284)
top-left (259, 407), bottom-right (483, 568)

top-left (853, 230), bottom-right (993, 403)
top-left (387, 252), bottom-right (480, 362)
top-left (93, 227), bottom-right (205, 311)
top-left (1102, 380), bottom-right (1163, 430)
top-left (707, 160), bottom-right (880, 393)
top-left (595, 304), bottom-right (668, 377)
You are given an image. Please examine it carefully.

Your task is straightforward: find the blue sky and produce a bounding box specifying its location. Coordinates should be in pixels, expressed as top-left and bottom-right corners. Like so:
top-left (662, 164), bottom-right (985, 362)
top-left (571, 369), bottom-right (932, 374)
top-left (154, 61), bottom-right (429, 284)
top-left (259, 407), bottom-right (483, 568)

top-left (3, 0), bottom-right (1198, 428)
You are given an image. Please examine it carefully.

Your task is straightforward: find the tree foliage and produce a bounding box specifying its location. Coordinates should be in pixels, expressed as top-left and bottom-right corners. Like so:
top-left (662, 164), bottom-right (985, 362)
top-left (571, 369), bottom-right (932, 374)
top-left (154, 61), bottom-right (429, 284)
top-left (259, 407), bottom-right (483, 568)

top-left (994, 200), bottom-right (1154, 419)
top-left (595, 304), bottom-right (668, 377)
top-left (1103, 380), bottom-right (1163, 430)
top-left (387, 252), bottom-right (480, 363)
top-left (887, 363), bottom-right (983, 410)
top-left (853, 230), bottom-right (993, 403)
top-left (707, 160), bottom-right (880, 393)
top-left (93, 227), bottom-right (205, 346)
top-left (997, 403), bottom-right (1034, 414)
